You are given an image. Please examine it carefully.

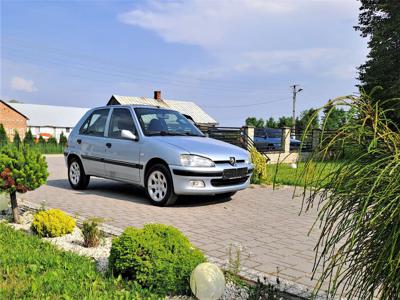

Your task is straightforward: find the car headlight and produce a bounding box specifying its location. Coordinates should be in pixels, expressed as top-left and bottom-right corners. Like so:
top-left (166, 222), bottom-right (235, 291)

top-left (247, 151), bottom-right (252, 163)
top-left (180, 154), bottom-right (215, 167)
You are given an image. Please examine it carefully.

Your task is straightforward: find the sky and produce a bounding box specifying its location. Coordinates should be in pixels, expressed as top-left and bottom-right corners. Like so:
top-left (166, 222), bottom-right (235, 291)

top-left (0, 0), bottom-right (368, 126)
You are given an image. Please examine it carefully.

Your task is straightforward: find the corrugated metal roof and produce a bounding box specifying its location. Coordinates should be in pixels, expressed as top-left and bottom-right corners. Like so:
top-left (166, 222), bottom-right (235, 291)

top-left (8, 103), bottom-right (89, 128)
top-left (110, 95), bottom-right (217, 125)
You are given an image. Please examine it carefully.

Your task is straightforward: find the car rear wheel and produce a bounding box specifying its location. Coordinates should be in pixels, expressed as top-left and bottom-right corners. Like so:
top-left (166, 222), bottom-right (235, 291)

top-left (145, 164), bottom-right (177, 206)
top-left (68, 157), bottom-right (90, 190)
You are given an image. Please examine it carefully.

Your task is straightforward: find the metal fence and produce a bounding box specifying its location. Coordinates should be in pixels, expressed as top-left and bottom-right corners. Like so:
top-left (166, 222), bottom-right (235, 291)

top-left (199, 125), bottom-right (328, 158)
top-left (291, 129), bottom-right (313, 152)
top-left (205, 127), bottom-right (245, 148)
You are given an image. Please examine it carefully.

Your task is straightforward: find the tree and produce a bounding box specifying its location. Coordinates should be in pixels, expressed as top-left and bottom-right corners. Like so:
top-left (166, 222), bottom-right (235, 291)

top-left (59, 132), bottom-right (67, 147)
top-left (322, 105), bottom-right (348, 130)
top-left (245, 117), bottom-right (264, 128)
top-left (38, 135), bottom-right (45, 145)
top-left (265, 117), bottom-right (278, 129)
top-left (296, 109), bottom-right (319, 131)
top-left (47, 137), bottom-right (57, 145)
top-left (0, 124), bottom-right (7, 146)
top-left (13, 131), bottom-right (21, 148)
top-left (355, 0), bottom-right (400, 124)
top-left (8, 99), bottom-right (22, 103)
top-left (0, 145), bottom-right (48, 222)
top-left (23, 129), bottom-right (34, 145)
top-left (277, 116), bottom-right (292, 128)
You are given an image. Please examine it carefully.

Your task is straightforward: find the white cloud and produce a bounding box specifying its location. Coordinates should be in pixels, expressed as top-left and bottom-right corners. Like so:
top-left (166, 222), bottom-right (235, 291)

top-left (119, 0), bottom-right (365, 80)
top-left (10, 76), bottom-right (38, 92)
top-left (118, 0), bottom-right (295, 50)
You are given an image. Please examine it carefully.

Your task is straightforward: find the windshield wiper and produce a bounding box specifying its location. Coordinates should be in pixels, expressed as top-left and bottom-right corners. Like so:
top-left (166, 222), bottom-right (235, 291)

top-left (184, 132), bottom-right (204, 137)
top-left (146, 131), bottom-right (203, 137)
top-left (147, 131), bottom-right (185, 136)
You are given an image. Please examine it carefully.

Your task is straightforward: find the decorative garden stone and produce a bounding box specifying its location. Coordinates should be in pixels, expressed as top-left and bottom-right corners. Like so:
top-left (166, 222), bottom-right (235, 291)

top-left (190, 262), bottom-right (225, 300)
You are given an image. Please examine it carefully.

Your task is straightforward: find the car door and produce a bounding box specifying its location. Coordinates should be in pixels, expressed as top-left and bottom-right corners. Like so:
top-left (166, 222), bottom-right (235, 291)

top-left (103, 107), bottom-right (141, 182)
top-left (77, 108), bottom-right (110, 177)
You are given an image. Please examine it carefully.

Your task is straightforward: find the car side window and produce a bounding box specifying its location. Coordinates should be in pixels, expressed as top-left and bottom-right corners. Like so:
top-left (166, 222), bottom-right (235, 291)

top-left (108, 108), bottom-right (137, 139)
top-left (79, 109), bottom-right (109, 136)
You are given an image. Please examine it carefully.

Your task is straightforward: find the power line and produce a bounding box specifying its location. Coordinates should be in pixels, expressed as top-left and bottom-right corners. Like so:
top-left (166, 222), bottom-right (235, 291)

top-left (2, 37), bottom-right (290, 92)
top-left (202, 97), bottom-right (290, 108)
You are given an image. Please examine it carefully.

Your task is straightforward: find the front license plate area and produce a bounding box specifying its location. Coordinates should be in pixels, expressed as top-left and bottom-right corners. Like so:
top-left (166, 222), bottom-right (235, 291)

top-left (223, 167), bottom-right (248, 179)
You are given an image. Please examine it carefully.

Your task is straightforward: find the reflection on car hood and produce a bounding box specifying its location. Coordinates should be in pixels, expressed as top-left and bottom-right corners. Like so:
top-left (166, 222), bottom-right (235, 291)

top-left (151, 136), bottom-right (248, 161)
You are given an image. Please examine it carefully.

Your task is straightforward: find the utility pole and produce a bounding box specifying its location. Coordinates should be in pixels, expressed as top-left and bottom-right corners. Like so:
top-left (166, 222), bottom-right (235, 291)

top-left (291, 84), bottom-right (303, 134)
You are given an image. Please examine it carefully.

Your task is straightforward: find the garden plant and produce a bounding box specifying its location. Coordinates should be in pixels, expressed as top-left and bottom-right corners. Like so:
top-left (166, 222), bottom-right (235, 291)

top-left (109, 224), bottom-right (206, 295)
top-left (0, 145), bottom-right (48, 223)
top-left (82, 217), bottom-right (104, 247)
top-left (31, 209), bottom-right (76, 237)
top-left (297, 90), bottom-right (400, 299)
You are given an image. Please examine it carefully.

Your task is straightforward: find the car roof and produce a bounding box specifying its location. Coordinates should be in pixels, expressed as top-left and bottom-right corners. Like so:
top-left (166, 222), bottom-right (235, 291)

top-left (90, 104), bottom-right (177, 111)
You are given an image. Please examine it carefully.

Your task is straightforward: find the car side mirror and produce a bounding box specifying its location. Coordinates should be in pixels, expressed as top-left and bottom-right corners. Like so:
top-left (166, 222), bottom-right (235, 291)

top-left (121, 130), bottom-right (138, 141)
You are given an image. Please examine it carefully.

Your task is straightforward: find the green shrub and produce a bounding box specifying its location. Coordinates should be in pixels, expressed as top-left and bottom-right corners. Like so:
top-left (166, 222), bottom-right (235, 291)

top-left (82, 217), bottom-right (104, 248)
top-left (250, 147), bottom-right (269, 184)
top-left (109, 224), bottom-right (206, 295)
top-left (31, 209), bottom-right (76, 237)
top-left (23, 129), bottom-right (34, 145)
top-left (13, 130), bottom-right (21, 148)
top-left (0, 123), bottom-right (7, 146)
top-left (59, 131), bottom-right (67, 147)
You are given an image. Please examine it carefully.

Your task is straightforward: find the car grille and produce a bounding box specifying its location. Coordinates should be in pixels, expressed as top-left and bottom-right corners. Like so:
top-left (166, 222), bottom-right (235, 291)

top-left (210, 176), bottom-right (249, 187)
top-left (214, 159), bottom-right (245, 164)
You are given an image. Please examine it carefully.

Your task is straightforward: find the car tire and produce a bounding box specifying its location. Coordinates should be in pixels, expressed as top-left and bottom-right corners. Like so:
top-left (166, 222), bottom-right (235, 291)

top-left (68, 157), bottom-right (90, 190)
top-left (145, 164), bottom-right (177, 206)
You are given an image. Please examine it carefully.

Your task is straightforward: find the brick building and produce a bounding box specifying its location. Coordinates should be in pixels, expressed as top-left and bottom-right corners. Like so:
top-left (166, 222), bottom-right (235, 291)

top-left (0, 100), bottom-right (28, 140)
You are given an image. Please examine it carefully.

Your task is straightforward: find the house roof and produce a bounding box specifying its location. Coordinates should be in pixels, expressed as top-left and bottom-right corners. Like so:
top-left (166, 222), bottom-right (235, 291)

top-left (0, 100), bottom-right (29, 120)
top-left (7, 102), bottom-right (89, 128)
top-left (108, 95), bottom-right (218, 125)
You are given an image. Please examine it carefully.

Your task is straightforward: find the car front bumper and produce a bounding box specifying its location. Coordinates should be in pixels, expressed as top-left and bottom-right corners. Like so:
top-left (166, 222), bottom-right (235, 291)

top-left (170, 163), bottom-right (253, 195)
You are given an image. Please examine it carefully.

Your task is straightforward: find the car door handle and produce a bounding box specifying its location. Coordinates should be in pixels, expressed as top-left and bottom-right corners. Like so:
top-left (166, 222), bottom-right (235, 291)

top-left (77, 139), bottom-right (82, 144)
top-left (106, 143), bottom-right (112, 148)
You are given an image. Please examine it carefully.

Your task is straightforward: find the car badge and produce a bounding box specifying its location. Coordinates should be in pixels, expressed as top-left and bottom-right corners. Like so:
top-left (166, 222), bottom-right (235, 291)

top-left (229, 157), bottom-right (236, 166)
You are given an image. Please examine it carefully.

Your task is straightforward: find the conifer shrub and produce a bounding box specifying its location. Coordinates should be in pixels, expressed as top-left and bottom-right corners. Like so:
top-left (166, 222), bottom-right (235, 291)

top-left (0, 145), bottom-right (48, 222)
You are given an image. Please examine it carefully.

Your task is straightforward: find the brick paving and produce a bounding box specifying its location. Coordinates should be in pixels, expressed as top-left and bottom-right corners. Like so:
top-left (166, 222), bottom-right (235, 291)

top-left (20, 155), bottom-right (324, 290)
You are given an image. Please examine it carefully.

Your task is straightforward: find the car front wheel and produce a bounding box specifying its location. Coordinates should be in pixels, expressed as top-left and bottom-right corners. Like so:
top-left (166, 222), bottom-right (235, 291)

top-left (145, 164), bottom-right (177, 206)
top-left (68, 157), bottom-right (90, 190)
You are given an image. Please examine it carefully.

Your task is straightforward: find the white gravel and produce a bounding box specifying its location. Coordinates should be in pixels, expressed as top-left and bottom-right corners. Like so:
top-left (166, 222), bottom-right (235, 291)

top-left (221, 281), bottom-right (249, 300)
top-left (43, 227), bottom-right (113, 273)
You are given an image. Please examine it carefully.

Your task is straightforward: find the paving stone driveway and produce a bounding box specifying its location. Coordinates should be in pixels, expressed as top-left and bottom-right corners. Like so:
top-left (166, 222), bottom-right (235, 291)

top-left (21, 155), bottom-right (323, 290)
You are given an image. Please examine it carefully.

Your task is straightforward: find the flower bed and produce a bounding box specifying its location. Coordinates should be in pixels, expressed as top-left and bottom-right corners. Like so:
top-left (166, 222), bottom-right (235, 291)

top-left (0, 207), bottom-right (302, 300)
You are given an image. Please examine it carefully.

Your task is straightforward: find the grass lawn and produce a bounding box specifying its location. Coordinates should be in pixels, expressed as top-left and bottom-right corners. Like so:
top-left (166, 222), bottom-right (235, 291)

top-left (0, 224), bottom-right (161, 299)
top-left (267, 161), bottom-right (340, 187)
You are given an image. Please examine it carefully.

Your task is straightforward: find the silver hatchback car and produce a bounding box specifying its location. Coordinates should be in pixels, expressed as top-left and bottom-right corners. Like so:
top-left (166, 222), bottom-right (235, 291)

top-left (65, 105), bottom-right (253, 206)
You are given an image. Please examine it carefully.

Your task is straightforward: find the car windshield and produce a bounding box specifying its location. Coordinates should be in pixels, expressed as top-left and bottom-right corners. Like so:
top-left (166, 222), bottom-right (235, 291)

top-left (134, 107), bottom-right (204, 137)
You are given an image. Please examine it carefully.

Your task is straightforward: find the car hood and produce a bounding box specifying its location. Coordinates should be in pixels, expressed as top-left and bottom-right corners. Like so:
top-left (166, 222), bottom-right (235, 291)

top-left (151, 136), bottom-right (248, 161)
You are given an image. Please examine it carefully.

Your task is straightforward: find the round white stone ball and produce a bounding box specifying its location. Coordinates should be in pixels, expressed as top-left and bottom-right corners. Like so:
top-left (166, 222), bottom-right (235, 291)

top-left (190, 262), bottom-right (226, 300)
